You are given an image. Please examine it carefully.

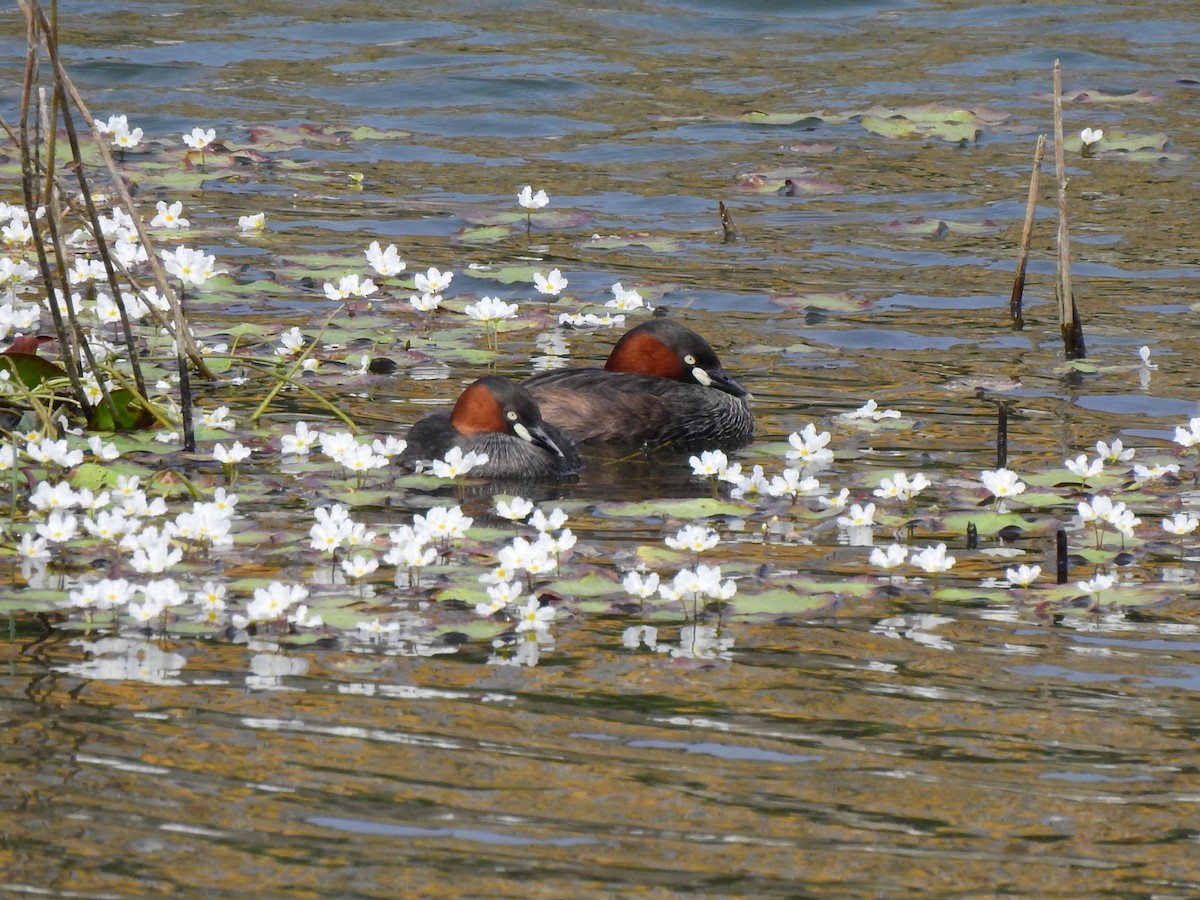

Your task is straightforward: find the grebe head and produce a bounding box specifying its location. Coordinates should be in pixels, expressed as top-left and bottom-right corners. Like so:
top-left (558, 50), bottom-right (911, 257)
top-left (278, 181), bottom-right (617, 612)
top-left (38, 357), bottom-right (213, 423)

top-left (450, 375), bottom-right (566, 458)
top-left (603, 319), bottom-right (750, 398)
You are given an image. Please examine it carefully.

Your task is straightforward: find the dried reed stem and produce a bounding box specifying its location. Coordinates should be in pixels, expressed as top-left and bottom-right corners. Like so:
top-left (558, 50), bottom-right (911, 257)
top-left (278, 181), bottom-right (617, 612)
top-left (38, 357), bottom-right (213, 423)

top-left (1009, 134), bottom-right (1045, 330)
top-left (1052, 60), bottom-right (1086, 359)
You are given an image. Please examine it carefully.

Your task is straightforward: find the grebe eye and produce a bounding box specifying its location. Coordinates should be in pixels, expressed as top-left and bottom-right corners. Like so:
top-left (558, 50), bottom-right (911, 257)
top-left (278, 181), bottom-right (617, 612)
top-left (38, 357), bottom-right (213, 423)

top-left (506, 410), bottom-right (519, 422)
top-left (683, 354), bottom-right (697, 365)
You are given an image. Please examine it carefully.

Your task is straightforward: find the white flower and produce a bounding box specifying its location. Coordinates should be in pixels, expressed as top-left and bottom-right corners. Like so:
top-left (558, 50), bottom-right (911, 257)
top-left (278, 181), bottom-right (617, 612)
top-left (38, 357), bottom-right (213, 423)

top-left (1064, 453), bottom-right (1104, 479)
top-left (1004, 564), bottom-right (1041, 588)
top-left (1174, 418), bottom-right (1200, 450)
top-left (414, 267), bottom-right (453, 294)
top-left (870, 543), bottom-right (908, 570)
top-left (495, 496), bottom-right (534, 522)
top-left (873, 472), bottom-right (931, 503)
top-left (665, 525), bottom-right (720, 554)
top-left (183, 127), bottom-right (216, 150)
top-left (238, 213), bottom-right (266, 233)
top-left (365, 241), bottom-right (405, 277)
top-left (623, 571), bottom-right (660, 599)
top-left (465, 296), bottom-right (519, 323)
top-left (785, 424), bottom-right (834, 471)
top-left (837, 503), bottom-right (876, 529)
top-left (161, 245), bottom-right (221, 288)
top-left (517, 185), bottom-right (549, 211)
top-left (842, 399), bottom-right (901, 421)
top-left (909, 543), bottom-right (955, 575)
top-left (429, 446), bottom-right (489, 479)
top-left (606, 282), bottom-right (645, 311)
top-left (151, 201), bottom-right (190, 230)
top-left (689, 449), bottom-right (729, 478)
top-left (533, 269), bottom-right (567, 296)
top-left (1077, 573), bottom-right (1116, 595)
top-left (1163, 513), bottom-right (1199, 537)
top-left (1080, 127), bottom-right (1103, 147)
top-left (1095, 439), bottom-right (1135, 464)
top-left (514, 597), bottom-right (555, 633)
top-left (213, 442), bottom-right (252, 464)
top-left (980, 468), bottom-right (1026, 499)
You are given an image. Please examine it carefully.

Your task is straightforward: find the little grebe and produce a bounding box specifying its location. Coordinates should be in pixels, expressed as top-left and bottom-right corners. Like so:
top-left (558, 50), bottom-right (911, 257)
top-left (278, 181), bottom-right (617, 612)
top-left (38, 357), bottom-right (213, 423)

top-left (524, 319), bottom-right (753, 448)
top-left (400, 375), bottom-right (581, 480)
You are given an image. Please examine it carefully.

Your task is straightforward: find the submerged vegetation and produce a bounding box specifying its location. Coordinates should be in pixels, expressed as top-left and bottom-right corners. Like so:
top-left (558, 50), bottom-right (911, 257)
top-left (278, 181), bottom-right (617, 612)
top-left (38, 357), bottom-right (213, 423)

top-left (2, 3), bottom-right (1199, 684)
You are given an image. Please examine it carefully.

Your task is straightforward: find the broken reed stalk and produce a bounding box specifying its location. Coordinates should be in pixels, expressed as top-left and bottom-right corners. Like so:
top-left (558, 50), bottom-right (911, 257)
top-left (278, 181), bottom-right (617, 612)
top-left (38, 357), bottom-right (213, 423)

top-left (1009, 134), bottom-right (1045, 330)
top-left (718, 201), bottom-right (738, 244)
top-left (16, 0), bottom-right (215, 446)
top-left (1052, 60), bottom-right (1086, 359)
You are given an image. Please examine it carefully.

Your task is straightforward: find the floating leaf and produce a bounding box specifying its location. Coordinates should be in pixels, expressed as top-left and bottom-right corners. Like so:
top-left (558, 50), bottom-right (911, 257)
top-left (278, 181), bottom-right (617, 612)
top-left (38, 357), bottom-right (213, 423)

top-left (582, 233), bottom-right (685, 252)
top-left (0, 351), bottom-right (67, 390)
top-left (592, 497), bottom-right (750, 520)
top-left (1034, 88), bottom-right (1163, 105)
top-left (88, 389), bottom-right (155, 432)
top-left (883, 216), bottom-right (1002, 238)
top-left (459, 210), bottom-right (592, 229)
top-left (735, 169), bottom-right (843, 195)
top-left (455, 224), bottom-right (517, 244)
top-left (769, 291), bottom-right (871, 312)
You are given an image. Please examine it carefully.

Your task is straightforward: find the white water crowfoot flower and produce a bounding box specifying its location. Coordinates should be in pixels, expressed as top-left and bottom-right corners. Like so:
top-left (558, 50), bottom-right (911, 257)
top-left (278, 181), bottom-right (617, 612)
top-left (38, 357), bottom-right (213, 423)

top-left (910, 544), bottom-right (956, 588)
top-left (607, 282), bottom-right (646, 311)
top-left (623, 571), bottom-right (660, 602)
top-left (1064, 454), bottom-right (1105, 485)
top-left (323, 273), bottom-right (378, 302)
top-left (842, 399), bottom-right (901, 422)
top-left (513, 597), bottom-right (555, 635)
top-left (151, 201), bottom-right (190, 230)
top-left (1080, 127), bottom-right (1103, 147)
top-left (533, 269), bottom-right (567, 296)
top-left (1005, 564), bottom-right (1042, 591)
top-left (495, 496), bottom-right (534, 523)
top-left (1163, 512), bottom-right (1199, 536)
top-left (236, 581), bottom-right (309, 628)
top-left (429, 446), bottom-right (489, 479)
top-left (980, 468), bottom-right (1026, 509)
top-left (161, 245), bottom-right (222, 290)
top-left (1138, 346), bottom-right (1157, 369)
top-left (200, 405), bottom-right (236, 430)
top-left (837, 502), bottom-right (876, 528)
top-left (873, 472), bottom-right (931, 512)
top-left (786, 424), bottom-right (834, 472)
top-left (517, 186), bottom-right (549, 230)
top-left (182, 126), bottom-right (216, 165)
top-left (1095, 439), bottom-right (1135, 465)
top-left (1163, 512), bottom-right (1199, 559)
top-left (465, 296), bottom-right (519, 347)
top-left (870, 543), bottom-right (908, 577)
top-left (341, 555), bottom-right (380, 593)
top-left (281, 421), bottom-right (320, 456)
top-left (365, 241), bottom-right (405, 278)
top-left (665, 524), bottom-right (720, 555)
top-left (238, 213), bottom-right (266, 234)
top-left (214, 441), bottom-right (252, 484)
top-left (819, 487), bottom-right (850, 511)
top-left (1133, 462), bottom-right (1180, 483)
top-left (414, 267), bottom-right (453, 295)
top-left (1173, 418), bottom-right (1200, 463)
top-left (1077, 572), bottom-right (1116, 608)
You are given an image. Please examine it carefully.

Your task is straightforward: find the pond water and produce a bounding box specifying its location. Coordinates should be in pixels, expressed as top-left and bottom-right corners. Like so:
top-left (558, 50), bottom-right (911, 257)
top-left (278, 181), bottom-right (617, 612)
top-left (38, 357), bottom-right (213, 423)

top-left (4, 0), bottom-right (1200, 894)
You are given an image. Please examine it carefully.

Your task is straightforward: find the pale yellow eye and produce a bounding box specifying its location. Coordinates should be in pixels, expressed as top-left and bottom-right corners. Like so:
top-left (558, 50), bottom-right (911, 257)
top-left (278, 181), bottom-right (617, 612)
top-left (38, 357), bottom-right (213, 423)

top-left (684, 355), bottom-right (697, 365)
top-left (506, 410), bottom-right (518, 422)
